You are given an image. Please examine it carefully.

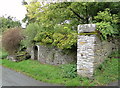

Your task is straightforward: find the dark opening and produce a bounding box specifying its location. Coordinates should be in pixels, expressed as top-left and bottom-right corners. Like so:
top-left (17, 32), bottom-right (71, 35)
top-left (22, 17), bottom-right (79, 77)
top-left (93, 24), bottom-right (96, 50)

top-left (34, 46), bottom-right (38, 60)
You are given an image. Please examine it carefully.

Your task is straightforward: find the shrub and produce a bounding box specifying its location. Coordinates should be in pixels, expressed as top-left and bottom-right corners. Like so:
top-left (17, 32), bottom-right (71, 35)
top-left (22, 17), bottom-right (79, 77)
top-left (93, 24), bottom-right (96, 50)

top-left (2, 28), bottom-right (23, 55)
top-left (94, 8), bottom-right (119, 40)
top-left (34, 32), bottom-right (53, 45)
top-left (96, 22), bottom-right (119, 40)
top-left (22, 22), bottom-right (77, 50)
top-left (34, 24), bottom-right (77, 50)
top-left (22, 23), bottom-right (42, 47)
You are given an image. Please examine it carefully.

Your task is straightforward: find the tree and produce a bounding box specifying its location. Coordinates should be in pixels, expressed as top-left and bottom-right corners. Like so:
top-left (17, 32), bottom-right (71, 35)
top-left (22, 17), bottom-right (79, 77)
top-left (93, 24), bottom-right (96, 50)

top-left (23, 2), bottom-right (120, 26)
top-left (22, 2), bottom-right (120, 49)
top-left (0, 16), bottom-right (21, 32)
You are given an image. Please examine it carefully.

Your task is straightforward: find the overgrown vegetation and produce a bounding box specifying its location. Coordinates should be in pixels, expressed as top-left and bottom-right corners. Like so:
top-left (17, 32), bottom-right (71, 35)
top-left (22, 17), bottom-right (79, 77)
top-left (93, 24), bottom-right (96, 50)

top-left (60, 64), bottom-right (77, 78)
top-left (22, 2), bottom-right (120, 50)
top-left (95, 8), bottom-right (119, 40)
top-left (95, 50), bottom-right (119, 84)
top-left (0, 1), bottom-right (119, 86)
top-left (22, 22), bottom-right (77, 49)
top-left (21, 23), bottom-right (40, 47)
top-left (1, 51), bottom-right (119, 86)
top-left (2, 28), bottom-right (23, 55)
top-left (0, 48), bottom-right (8, 59)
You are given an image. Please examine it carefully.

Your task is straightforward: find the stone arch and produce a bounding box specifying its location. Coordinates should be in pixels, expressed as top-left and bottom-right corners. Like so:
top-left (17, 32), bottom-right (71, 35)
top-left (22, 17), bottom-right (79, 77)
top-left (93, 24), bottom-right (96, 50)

top-left (33, 45), bottom-right (38, 60)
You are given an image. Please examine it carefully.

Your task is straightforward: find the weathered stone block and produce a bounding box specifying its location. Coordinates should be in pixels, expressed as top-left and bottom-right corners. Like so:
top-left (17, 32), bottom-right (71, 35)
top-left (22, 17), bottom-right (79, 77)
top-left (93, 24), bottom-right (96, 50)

top-left (78, 24), bottom-right (96, 33)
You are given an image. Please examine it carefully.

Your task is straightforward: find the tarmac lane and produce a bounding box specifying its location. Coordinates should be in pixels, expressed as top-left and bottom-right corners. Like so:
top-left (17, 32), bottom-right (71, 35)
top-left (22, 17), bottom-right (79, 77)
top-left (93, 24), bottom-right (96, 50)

top-left (0, 65), bottom-right (60, 86)
top-left (0, 65), bottom-right (119, 87)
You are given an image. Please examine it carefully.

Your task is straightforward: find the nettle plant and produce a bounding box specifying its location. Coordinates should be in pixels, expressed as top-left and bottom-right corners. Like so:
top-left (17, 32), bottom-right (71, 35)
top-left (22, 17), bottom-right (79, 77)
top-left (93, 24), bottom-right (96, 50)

top-left (95, 8), bottom-right (119, 40)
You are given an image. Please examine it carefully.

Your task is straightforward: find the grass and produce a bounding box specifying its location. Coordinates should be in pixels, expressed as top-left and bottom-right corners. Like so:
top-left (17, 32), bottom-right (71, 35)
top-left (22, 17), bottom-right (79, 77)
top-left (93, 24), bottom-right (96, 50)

top-left (0, 49), bottom-right (119, 86)
top-left (0, 48), bottom-right (8, 59)
top-left (94, 58), bottom-right (119, 85)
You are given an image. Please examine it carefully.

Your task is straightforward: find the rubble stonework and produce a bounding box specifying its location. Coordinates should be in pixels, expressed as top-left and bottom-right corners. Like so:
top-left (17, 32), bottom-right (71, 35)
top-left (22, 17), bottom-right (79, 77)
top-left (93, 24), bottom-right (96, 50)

top-left (27, 45), bottom-right (76, 65)
top-left (77, 24), bottom-right (96, 78)
top-left (26, 24), bottom-right (119, 78)
top-left (77, 24), bottom-right (119, 78)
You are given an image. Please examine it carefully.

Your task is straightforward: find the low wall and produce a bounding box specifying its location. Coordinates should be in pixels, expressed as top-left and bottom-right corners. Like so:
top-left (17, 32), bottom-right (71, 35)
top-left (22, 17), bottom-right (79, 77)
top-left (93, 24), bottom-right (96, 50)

top-left (94, 37), bottom-right (119, 68)
top-left (77, 24), bottom-right (119, 78)
top-left (27, 45), bottom-right (76, 65)
top-left (26, 24), bottom-right (119, 78)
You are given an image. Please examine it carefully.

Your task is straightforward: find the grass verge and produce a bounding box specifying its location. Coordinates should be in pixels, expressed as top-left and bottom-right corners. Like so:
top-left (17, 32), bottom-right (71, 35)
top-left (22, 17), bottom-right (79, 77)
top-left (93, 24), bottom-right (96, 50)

top-left (0, 50), bottom-right (119, 86)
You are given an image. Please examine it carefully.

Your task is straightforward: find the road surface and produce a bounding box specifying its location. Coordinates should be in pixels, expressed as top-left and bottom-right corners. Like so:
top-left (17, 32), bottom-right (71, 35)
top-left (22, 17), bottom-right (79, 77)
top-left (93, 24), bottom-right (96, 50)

top-left (0, 65), bottom-right (119, 87)
top-left (0, 65), bottom-right (60, 86)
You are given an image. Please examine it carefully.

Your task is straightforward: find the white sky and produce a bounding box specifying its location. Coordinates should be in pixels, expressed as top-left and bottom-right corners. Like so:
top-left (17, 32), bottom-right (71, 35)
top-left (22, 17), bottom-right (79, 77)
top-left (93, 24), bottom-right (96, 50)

top-left (0, 0), bottom-right (27, 23)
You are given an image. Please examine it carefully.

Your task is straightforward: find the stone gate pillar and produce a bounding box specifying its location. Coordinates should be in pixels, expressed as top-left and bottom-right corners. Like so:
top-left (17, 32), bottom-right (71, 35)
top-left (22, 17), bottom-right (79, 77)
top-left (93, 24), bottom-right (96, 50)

top-left (77, 24), bottom-right (96, 78)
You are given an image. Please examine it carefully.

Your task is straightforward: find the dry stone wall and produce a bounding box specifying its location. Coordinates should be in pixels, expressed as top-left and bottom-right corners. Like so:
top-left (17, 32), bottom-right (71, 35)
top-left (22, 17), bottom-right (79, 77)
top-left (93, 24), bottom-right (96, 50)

top-left (27, 45), bottom-right (76, 65)
top-left (77, 24), bottom-right (119, 78)
top-left (26, 24), bottom-right (119, 78)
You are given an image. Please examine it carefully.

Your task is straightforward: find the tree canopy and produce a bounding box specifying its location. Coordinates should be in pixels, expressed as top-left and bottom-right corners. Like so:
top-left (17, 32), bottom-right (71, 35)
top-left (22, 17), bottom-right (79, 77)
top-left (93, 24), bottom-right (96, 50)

top-left (0, 16), bottom-right (21, 32)
top-left (22, 1), bottom-right (120, 49)
top-left (23, 2), bottom-right (120, 26)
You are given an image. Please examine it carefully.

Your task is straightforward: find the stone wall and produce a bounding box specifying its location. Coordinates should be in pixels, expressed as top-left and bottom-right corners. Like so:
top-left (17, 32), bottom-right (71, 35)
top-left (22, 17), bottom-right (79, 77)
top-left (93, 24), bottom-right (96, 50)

top-left (26, 24), bottom-right (119, 78)
top-left (94, 37), bottom-right (119, 68)
top-left (27, 45), bottom-right (76, 65)
top-left (77, 24), bottom-right (119, 78)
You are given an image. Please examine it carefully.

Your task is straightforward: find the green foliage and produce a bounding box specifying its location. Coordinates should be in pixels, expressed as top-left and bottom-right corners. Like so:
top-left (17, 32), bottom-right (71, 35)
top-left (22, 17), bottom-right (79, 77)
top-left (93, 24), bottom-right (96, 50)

top-left (94, 8), bottom-right (119, 23)
top-left (23, 2), bottom-right (78, 26)
top-left (24, 2), bottom-right (120, 25)
top-left (52, 25), bottom-right (77, 49)
top-left (34, 24), bottom-right (77, 49)
top-left (60, 64), bottom-right (77, 78)
top-left (1, 51), bottom-right (119, 86)
top-left (94, 58), bottom-right (119, 85)
top-left (0, 16), bottom-right (21, 32)
top-left (0, 48), bottom-right (8, 59)
top-left (108, 50), bottom-right (120, 58)
top-left (96, 22), bottom-right (118, 40)
top-left (34, 31), bottom-right (53, 45)
top-left (22, 23), bottom-right (40, 47)
top-left (95, 8), bottom-right (119, 40)
top-left (14, 51), bottom-right (30, 61)
top-left (23, 2), bottom-right (120, 48)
